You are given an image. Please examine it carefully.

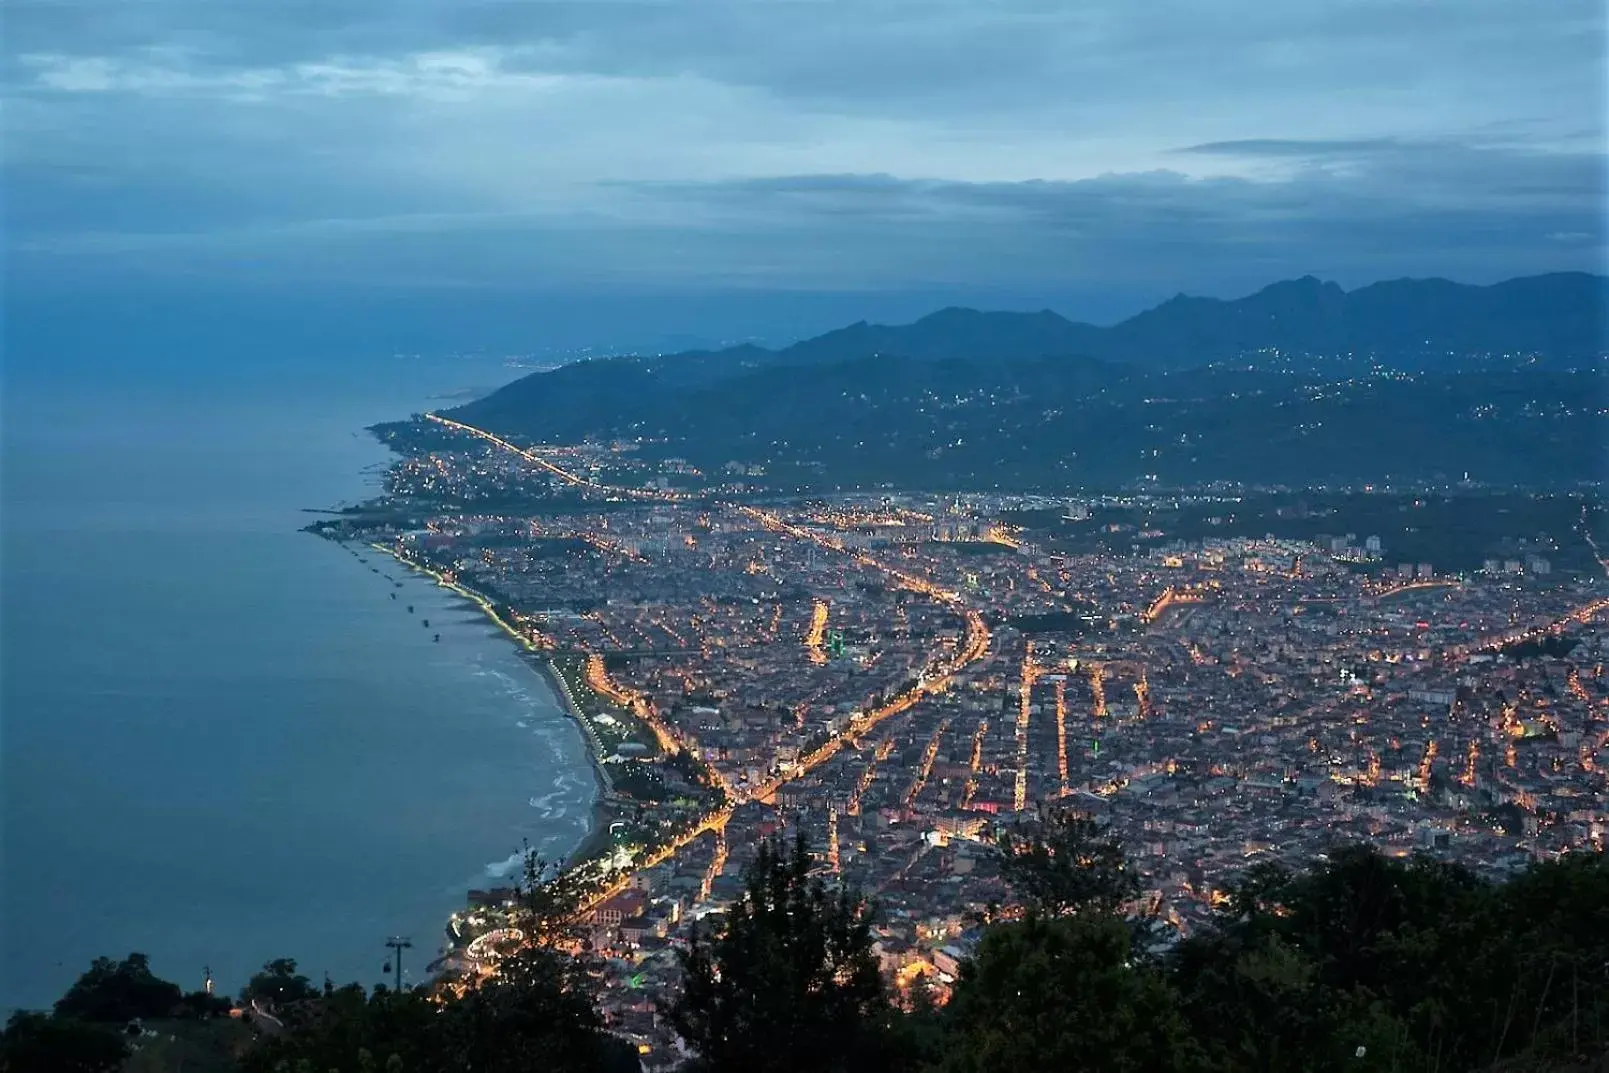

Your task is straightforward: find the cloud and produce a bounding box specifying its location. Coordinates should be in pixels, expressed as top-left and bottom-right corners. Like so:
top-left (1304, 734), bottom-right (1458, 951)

top-left (2, 0), bottom-right (1603, 299)
top-left (1174, 139), bottom-right (1408, 158)
top-left (15, 48), bottom-right (580, 101)
top-left (604, 140), bottom-right (1603, 287)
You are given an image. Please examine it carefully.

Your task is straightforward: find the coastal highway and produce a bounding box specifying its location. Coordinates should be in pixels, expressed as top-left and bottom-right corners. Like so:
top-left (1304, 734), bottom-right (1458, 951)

top-left (425, 414), bottom-right (603, 490)
top-left (424, 414), bottom-right (681, 502)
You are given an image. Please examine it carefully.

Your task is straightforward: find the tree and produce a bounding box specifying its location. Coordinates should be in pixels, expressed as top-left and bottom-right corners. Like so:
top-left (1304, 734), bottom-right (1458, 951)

top-left (176, 988), bottom-right (235, 1019)
top-left (1223, 859), bottom-right (1294, 922)
top-left (0, 1016), bottom-right (128, 1073)
top-left (240, 984), bottom-right (442, 1073)
top-left (242, 958), bottom-right (319, 1008)
top-left (53, 952), bottom-right (183, 1022)
top-left (1171, 845), bottom-right (1609, 1073)
top-left (0, 1011), bottom-right (128, 1073)
top-left (243, 952), bottom-right (640, 1073)
top-left (666, 834), bottom-right (900, 1073)
top-left (937, 913), bottom-right (1195, 1073)
top-left (513, 845), bottom-right (594, 947)
top-left (243, 862), bottom-right (639, 1073)
top-left (1170, 927), bottom-right (1407, 1073)
top-left (442, 947), bottom-right (642, 1073)
top-left (992, 806), bottom-right (1138, 916)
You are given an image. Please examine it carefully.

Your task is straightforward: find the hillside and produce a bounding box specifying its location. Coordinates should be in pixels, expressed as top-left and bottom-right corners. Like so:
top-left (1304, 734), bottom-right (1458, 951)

top-left (444, 273), bottom-right (1607, 490)
top-left (480, 272), bottom-right (1603, 378)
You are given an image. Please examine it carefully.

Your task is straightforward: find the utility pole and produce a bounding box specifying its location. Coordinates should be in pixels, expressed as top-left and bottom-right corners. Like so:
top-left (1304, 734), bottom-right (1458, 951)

top-left (384, 936), bottom-right (412, 992)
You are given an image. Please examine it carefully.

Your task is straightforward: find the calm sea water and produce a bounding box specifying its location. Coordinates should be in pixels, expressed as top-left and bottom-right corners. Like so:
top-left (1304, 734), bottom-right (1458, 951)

top-left (0, 360), bottom-right (597, 1010)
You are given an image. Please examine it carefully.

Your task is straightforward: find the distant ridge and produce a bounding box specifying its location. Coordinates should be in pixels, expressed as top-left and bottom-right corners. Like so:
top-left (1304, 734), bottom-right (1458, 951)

top-left (441, 271), bottom-right (1607, 489)
top-left (611, 271), bottom-right (1607, 375)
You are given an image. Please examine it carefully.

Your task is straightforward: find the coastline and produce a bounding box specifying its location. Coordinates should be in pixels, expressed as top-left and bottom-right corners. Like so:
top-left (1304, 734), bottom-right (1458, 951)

top-left (360, 540), bottom-right (616, 870)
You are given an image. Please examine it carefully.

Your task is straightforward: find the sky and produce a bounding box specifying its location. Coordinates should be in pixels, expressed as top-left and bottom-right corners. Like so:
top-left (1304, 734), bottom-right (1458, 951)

top-left (4, 0), bottom-right (1606, 349)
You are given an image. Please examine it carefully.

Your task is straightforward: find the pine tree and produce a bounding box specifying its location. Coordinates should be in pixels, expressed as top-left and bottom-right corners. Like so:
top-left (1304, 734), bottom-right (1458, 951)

top-left (666, 834), bottom-right (897, 1073)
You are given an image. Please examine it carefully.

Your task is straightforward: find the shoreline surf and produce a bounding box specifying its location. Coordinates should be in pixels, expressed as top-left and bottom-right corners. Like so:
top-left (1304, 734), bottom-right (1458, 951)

top-left (357, 539), bottom-right (612, 873)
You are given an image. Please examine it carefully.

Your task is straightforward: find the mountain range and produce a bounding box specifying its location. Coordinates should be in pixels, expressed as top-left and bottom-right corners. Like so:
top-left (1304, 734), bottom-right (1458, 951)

top-left (637, 271), bottom-right (1606, 375)
top-left (443, 272), bottom-right (1607, 490)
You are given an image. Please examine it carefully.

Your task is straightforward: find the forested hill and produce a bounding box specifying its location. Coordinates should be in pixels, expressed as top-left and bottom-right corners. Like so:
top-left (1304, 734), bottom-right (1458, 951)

top-left (492, 272), bottom-right (1604, 377)
top-left (756, 271), bottom-right (1607, 371)
top-left (444, 272), bottom-right (1607, 490)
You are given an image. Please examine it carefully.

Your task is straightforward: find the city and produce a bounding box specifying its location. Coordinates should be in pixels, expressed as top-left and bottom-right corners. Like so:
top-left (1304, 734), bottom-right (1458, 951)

top-left (7, 0), bottom-right (1607, 1069)
top-left (314, 413), bottom-right (1609, 1064)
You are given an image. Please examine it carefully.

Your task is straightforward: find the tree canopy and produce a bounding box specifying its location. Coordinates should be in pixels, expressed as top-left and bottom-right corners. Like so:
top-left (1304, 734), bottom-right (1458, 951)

top-left (11, 839), bottom-right (1608, 1073)
top-left (53, 952), bottom-right (184, 1023)
top-left (242, 854), bottom-right (640, 1073)
top-left (0, 1011), bottom-right (129, 1073)
top-left (665, 833), bottom-right (903, 1073)
top-left (940, 911), bottom-right (1196, 1073)
top-left (242, 958), bottom-right (319, 1010)
top-left (992, 806), bottom-right (1139, 916)
top-left (1169, 846), bottom-right (1609, 1073)
top-left (240, 953), bottom-right (640, 1073)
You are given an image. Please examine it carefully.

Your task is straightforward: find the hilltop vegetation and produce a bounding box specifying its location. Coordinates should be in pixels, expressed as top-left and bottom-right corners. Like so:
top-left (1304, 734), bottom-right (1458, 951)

top-left (8, 819), bottom-right (1606, 1073)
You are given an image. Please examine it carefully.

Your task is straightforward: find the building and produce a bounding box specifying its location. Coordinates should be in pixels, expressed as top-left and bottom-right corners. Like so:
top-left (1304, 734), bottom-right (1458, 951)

top-left (593, 890), bottom-right (648, 928)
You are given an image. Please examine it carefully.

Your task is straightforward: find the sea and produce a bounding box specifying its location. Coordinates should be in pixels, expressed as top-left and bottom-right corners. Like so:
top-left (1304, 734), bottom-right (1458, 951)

top-left (0, 353), bottom-right (599, 1011)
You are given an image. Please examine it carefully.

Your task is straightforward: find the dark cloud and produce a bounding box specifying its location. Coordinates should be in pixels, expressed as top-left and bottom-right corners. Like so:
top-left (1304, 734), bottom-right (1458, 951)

top-left (613, 140), bottom-right (1603, 291)
top-left (2, 0), bottom-right (1603, 300)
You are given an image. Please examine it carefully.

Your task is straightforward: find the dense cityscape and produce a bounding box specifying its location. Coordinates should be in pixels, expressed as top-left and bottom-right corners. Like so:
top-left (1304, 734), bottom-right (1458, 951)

top-left (9, 0), bottom-right (1608, 1067)
top-left (300, 411), bottom-right (1609, 1066)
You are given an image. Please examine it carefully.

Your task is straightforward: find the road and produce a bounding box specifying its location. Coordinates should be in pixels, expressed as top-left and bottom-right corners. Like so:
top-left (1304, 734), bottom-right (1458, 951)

top-left (425, 413), bottom-right (680, 501)
top-left (418, 413), bottom-right (994, 920)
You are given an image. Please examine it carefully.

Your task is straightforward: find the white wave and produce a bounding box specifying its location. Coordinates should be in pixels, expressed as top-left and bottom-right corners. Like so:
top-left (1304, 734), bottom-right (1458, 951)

top-left (527, 780), bottom-right (575, 822)
top-left (529, 788), bottom-right (563, 811)
top-left (483, 850), bottom-right (526, 879)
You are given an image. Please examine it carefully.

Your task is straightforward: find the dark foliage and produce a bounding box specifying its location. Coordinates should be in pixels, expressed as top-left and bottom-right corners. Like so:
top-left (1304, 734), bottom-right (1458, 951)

top-left (22, 840), bottom-right (1608, 1073)
top-left (1170, 847), bottom-right (1609, 1072)
top-left (976, 815), bottom-right (1609, 1073)
top-left (53, 952), bottom-right (184, 1023)
top-left (242, 949), bottom-right (640, 1073)
top-left (993, 806), bottom-right (1139, 917)
top-left (665, 834), bottom-right (904, 1073)
top-left (938, 913), bottom-right (1195, 1073)
top-left (242, 848), bottom-right (638, 1073)
top-left (511, 846), bottom-right (595, 946)
top-left (0, 1011), bottom-right (129, 1073)
top-left (241, 958), bottom-right (319, 1010)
